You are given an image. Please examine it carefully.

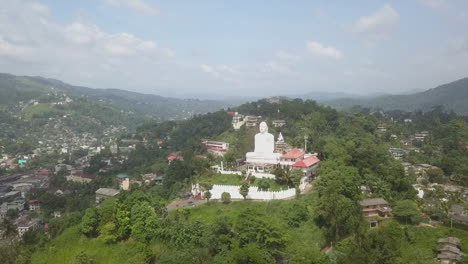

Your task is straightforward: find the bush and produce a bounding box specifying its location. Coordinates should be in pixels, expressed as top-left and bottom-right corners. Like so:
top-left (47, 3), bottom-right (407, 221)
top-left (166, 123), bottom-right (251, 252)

top-left (257, 179), bottom-right (270, 191)
top-left (221, 192), bottom-right (231, 204)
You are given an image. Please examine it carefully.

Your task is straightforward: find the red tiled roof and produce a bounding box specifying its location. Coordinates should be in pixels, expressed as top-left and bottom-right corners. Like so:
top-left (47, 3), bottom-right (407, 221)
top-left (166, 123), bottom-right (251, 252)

top-left (29, 200), bottom-right (39, 203)
top-left (168, 152), bottom-right (183, 160)
top-left (227, 112), bottom-right (236, 116)
top-left (281, 148), bottom-right (305, 159)
top-left (37, 170), bottom-right (51, 175)
top-left (292, 156), bottom-right (320, 168)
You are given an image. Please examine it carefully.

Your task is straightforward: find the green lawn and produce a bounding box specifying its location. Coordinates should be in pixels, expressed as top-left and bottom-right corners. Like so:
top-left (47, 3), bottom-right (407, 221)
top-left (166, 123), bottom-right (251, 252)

top-left (197, 173), bottom-right (289, 191)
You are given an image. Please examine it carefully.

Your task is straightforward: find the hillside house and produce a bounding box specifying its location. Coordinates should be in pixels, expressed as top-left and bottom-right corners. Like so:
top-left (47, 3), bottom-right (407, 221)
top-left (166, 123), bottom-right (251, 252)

top-left (245, 116), bottom-right (261, 127)
top-left (272, 120), bottom-right (286, 128)
top-left (16, 216), bottom-right (40, 237)
top-left (202, 139), bottom-right (230, 154)
top-left (95, 188), bottom-right (120, 203)
top-left (360, 198), bottom-right (392, 227)
top-left (28, 200), bottom-right (40, 211)
top-left (167, 152), bottom-right (183, 163)
top-left (437, 237), bottom-right (462, 264)
top-left (451, 205), bottom-right (468, 225)
top-left (66, 173), bottom-right (95, 183)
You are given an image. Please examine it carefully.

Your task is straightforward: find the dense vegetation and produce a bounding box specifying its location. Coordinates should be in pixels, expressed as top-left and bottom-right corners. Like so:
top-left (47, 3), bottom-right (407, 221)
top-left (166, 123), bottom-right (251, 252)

top-left (2, 97), bottom-right (467, 263)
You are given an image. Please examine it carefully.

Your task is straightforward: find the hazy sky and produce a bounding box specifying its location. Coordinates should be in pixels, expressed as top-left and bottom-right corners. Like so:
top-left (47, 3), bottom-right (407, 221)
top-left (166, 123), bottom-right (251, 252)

top-left (0, 0), bottom-right (467, 98)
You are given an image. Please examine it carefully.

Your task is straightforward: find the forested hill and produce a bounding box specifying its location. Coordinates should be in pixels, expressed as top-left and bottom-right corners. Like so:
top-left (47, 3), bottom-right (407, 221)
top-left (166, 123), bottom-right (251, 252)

top-left (326, 77), bottom-right (468, 115)
top-left (0, 73), bottom-right (230, 121)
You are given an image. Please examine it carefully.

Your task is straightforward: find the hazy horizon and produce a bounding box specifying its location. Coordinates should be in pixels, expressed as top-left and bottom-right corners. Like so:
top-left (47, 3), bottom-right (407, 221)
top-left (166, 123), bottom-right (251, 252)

top-left (1, 0), bottom-right (467, 98)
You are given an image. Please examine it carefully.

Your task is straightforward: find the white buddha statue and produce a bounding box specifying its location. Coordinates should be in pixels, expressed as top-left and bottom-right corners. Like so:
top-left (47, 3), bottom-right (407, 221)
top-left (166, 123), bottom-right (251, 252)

top-left (246, 122), bottom-right (280, 164)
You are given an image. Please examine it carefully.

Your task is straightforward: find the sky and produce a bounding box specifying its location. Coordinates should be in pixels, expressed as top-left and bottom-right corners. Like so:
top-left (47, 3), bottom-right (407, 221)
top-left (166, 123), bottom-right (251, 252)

top-left (0, 0), bottom-right (467, 99)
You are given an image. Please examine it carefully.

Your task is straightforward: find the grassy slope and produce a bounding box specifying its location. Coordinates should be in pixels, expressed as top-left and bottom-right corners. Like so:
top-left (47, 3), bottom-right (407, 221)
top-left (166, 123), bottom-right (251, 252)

top-left (186, 194), bottom-right (326, 258)
top-left (30, 226), bottom-right (149, 264)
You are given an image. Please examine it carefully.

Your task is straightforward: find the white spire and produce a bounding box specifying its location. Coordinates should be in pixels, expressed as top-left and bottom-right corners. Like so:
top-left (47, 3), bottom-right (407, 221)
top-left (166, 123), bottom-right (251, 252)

top-left (277, 132), bottom-right (284, 142)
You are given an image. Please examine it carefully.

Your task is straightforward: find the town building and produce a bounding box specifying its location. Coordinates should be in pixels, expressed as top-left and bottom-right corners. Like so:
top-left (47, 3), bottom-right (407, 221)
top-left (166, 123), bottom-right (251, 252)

top-left (272, 120), bottom-right (286, 128)
top-left (231, 113), bottom-right (245, 130)
top-left (202, 139), bottom-right (230, 154)
top-left (167, 152), bottom-right (183, 163)
top-left (451, 205), bottom-right (468, 225)
top-left (437, 237), bottom-right (462, 264)
top-left (377, 125), bottom-right (387, 132)
top-left (28, 200), bottom-right (40, 211)
top-left (117, 173), bottom-right (130, 190)
top-left (360, 198), bottom-right (392, 227)
top-left (389, 148), bottom-right (405, 160)
top-left (65, 172), bottom-right (95, 183)
top-left (16, 216), bottom-right (40, 237)
top-left (95, 188), bottom-right (120, 203)
top-left (1, 200), bottom-right (26, 219)
top-left (245, 115), bottom-right (261, 127)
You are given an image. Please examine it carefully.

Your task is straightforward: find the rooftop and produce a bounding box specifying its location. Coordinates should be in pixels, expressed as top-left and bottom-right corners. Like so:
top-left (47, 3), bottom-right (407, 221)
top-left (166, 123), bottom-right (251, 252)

top-left (281, 148), bottom-right (305, 159)
top-left (360, 198), bottom-right (389, 207)
top-left (438, 237), bottom-right (461, 246)
top-left (292, 156), bottom-right (320, 168)
top-left (95, 188), bottom-right (120, 197)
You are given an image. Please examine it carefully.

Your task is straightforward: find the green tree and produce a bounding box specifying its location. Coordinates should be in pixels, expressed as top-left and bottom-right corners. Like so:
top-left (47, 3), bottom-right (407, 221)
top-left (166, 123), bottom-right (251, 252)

top-left (257, 179), bottom-right (270, 191)
top-left (221, 192), bottom-right (231, 204)
top-left (224, 243), bottom-right (275, 264)
top-left (131, 201), bottom-right (159, 242)
top-left (204, 191), bottom-right (212, 202)
top-left (81, 208), bottom-right (99, 237)
top-left (239, 182), bottom-right (249, 200)
top-left (74, 251), bottom-right (95, 264)
top-left (393, 200), bottom-right (421, 224)
top-left (98, 222), bottom-right (117, 244)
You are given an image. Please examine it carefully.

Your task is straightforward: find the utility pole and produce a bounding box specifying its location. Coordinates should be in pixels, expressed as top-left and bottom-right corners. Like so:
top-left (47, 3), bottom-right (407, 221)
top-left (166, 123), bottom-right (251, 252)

top-left (304, 135), bottom-right (308, 152)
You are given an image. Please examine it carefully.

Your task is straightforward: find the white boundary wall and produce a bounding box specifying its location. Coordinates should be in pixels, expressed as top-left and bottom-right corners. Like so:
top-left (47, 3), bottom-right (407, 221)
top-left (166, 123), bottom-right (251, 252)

top-left (208, 184), bottom-right (296, 200)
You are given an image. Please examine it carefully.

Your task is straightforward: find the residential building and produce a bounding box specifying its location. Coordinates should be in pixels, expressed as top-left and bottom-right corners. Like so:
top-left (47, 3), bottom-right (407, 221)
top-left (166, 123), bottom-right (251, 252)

top-left (65, 173), bottom-right (95, 183)
top-left (16, 216), bottom-right (40, 237)
top-left (28, 200), bottom-right (40, 211)
top-left (451, 205), bottom-right (468, 225)
top-left (437, 237), bottom-right (462, 264)
top-left (272, 120), bottom-right (286, 128)
top-left (95, 188), bottom-right (120, 203)
top-left (389, 148), bottom-right (405, 160)
top-left (167, 152), bottom-right (183, 162)
top-left (232, 113), bottom-right (245, 130)
top-left (245, 116), bottom-right (261, 127)
top-left (202, 139), bottom-right (230, 152)
top-left (360, 198), bottom-right (392, 227)
top-left (117, 173), bottom-right (130, 190)
top-left (377, 125), bottom-right (387, 132)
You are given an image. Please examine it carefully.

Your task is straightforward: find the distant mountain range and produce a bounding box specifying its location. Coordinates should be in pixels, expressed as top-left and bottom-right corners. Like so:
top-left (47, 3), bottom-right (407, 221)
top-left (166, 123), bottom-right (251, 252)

top-left (325, 78), bottom-right (468, 115)
top-left (0, 73), bottom-right (231, 123)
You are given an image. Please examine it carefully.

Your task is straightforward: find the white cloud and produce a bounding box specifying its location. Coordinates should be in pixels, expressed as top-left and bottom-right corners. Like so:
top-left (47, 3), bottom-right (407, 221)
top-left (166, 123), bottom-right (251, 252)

top-left (349, 4), bottom-right (399, 38)
top-left (275, 50), bottom-right (300, 61)
top-left (106, 0), bottom-right (159, 16)
top-left (263, 61), bottom-right (291, 74)
top-left (305, 41), bottom-right (343, 59)
top-left (417, 0), bottom-right (449, 9)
